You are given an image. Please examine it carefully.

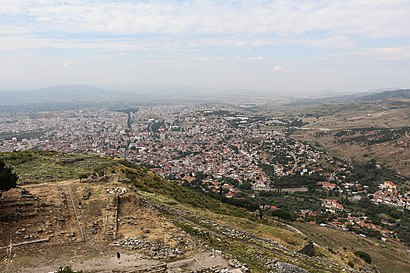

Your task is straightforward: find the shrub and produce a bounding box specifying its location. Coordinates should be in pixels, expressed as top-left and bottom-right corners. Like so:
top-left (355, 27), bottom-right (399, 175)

top-left (354, 250), bottom-right (372, 264)
top-left (0, 159), bottom-right (18, 191)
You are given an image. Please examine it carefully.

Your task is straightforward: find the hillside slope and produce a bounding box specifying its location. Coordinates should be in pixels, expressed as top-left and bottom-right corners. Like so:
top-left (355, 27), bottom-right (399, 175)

top-left (358, 89), bottom-right (410, 101)
top-left (0, 151), bottom-right (385, 272)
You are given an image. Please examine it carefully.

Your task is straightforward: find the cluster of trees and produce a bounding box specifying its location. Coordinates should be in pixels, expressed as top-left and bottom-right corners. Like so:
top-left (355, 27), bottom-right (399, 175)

top-left (347, 225), bottom-right (382, 239)
top-left (338, 128), bottom-right (410, 146)
top-left (397, 210), bottom-right (410, 246)
top-left (268, 208), bottom-right (294, 222)
top-left (150, 120), bottom-right (165, 133)
top-left (357, 198), bottom-right (401, 223)
top-left (288, 118), bottom-right (307, 128)
top-left (259, 163), bottom-right (275, 181)
top-left (0, 159), bottom-right (18, 191)
top-left (315, 127), bottom-right (410, 146)
top-left (350, 160), bottom-right (398, 191)
top-left (274, 174), bottom-right (326, 188)
top-left (333, 127), bottom-right (410, 146)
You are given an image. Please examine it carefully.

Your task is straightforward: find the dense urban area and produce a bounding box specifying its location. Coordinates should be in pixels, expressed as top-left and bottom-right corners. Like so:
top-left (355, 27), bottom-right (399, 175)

top-left (1, 104), bottom-right (410, 247)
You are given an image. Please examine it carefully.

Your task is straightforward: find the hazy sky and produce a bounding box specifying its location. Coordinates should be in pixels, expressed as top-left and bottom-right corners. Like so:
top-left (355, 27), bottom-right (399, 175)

top-left (1, 0), bottom-right (410, 95)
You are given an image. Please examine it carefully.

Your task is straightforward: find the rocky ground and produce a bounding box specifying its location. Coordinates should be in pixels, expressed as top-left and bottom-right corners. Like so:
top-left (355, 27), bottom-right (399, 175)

top-left (0, 170), bottom-right (373, 273)
top-left (0, 178), bottom-right (234, 273)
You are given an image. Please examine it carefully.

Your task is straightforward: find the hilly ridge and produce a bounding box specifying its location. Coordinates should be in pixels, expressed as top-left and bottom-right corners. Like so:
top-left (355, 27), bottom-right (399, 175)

top-left (291, 89), bottom-right (410, 105)
top-left (358, 89), bottom-right (410, 101)
top-left (0, 85), bottom-right (140, 105)
top-left (0, 151), bottom-right (407, 272)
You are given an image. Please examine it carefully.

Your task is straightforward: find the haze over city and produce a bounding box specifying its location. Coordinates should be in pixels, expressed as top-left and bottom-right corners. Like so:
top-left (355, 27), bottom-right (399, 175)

top-left (1, 0), bottom-right (410, 94)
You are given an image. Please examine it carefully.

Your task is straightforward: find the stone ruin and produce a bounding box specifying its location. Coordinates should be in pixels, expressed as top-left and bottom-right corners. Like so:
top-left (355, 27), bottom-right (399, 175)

top-left (114, 235), bottom-right (194, 260)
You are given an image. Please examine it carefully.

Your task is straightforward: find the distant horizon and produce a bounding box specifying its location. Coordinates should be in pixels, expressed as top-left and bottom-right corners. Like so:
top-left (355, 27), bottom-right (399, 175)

top-left (1, 1), bottom-right (410, 95)
top-left (0, 82), bottom-right (407, 96)
top-left (0, 83), bottom-right (407, 98)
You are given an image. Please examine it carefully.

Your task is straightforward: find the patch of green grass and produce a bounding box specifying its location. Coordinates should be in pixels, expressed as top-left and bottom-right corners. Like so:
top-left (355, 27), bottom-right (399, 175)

top-left (0, 151), bottom-right (118, 183)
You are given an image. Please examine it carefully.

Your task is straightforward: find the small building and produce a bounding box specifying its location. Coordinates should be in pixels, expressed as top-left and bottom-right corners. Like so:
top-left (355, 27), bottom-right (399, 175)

top-left (383, 181), bottom-right (397, 191)
top-left (322, 199), bottom-right (344, 213)
top-left (321, 182), bottom-right (337, 191)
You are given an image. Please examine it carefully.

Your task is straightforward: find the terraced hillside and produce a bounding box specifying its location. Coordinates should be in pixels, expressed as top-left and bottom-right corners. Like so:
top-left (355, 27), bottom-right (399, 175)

top-left (0, 151), bottom-right (387, 272)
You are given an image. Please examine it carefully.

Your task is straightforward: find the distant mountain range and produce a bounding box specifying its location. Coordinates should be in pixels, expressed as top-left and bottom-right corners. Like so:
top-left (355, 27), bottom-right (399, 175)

top-left (357, 89), bottom-right (410, 101)
top-left (1, 85), bottom-right (409, 106)
top-left (293, 88), bottom-right (410, 105)
top-left (0, 85), bottom-right (140, 105)
top-left (0, 84), bottom-right (253, 105)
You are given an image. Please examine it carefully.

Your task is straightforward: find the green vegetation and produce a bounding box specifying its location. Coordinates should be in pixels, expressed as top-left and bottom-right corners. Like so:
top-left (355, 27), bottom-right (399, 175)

top-left (0, 151), bottom-right (118, 183)
top-left (397, 210), bottom-right (410, 247)
top-left (316, 127), bottom-right (410, 146)
top-left (0, 159), bottom-right (18, 191)
top-left (347, 159), bottom-right (400, 192)
top-left (274, 174), bottom-right (326, 188)
top-left (354, 251), bottom-right (372, 264)
top-left (125, 167), bottom-right (252, 219)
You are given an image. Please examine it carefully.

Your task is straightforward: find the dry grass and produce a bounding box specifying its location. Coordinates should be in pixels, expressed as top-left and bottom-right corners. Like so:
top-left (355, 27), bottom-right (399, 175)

top-left (293, 222), bottom-right (410, 273)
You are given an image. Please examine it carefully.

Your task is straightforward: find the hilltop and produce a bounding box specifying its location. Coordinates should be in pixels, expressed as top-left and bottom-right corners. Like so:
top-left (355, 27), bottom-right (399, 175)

top-left (358, 89), bottom-right (410, 102)
top-left (0, 151), bottom-right (384, 273)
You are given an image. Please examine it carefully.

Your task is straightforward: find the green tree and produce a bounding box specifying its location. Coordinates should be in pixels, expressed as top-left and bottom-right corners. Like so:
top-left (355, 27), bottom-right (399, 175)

top-left (271, 209), bottom-right (294, 223)
top-left (0, 160), bottom-right (18, 191)
top-left (239, 181), bottom-right (252, 191)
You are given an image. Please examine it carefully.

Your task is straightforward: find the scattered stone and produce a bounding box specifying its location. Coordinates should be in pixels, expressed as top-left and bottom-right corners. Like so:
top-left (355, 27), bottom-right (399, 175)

top-left (240, 265), bottom-right (249, 273)
top-left (20, 189), bottom-right (31, 196)
top-left (90, 221), bottom-right (99, 234)
top-left (228, 259), bottom-right (243, 268)
top-left (106, 187), bottom-right (127, 195)
top-left (267, 261), bottom-right (309, 273)
top-left (82, 188), bottom-right (91, 200)
top-left (115, 236), bottom-right (191, 259)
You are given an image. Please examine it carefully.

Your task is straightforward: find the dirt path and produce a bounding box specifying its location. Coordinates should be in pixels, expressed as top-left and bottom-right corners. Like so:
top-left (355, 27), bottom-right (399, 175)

top-left (22, 251), bottom-right (159, 273)
top-left (17, 250), bottom-right (229, 273)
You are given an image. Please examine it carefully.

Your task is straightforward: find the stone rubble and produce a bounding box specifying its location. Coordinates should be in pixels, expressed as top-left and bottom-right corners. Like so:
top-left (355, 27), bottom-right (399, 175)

top-left (114, 236), bottom-right (194, 259)
top-left (266, 259), bottom-right (309, 273)
top-left (82, 188), bottom-right (91, 200)
top-left (106, 187), bottom-right (128, 195)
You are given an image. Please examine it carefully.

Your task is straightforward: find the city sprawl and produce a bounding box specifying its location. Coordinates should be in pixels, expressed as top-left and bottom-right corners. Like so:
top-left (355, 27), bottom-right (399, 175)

top-left (1, 104), bottom-right (409, 242)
